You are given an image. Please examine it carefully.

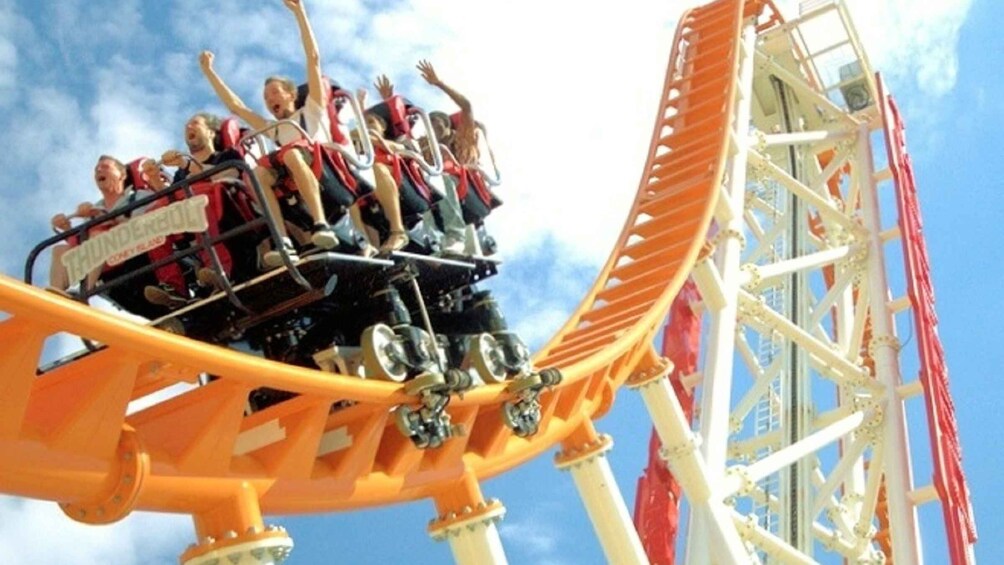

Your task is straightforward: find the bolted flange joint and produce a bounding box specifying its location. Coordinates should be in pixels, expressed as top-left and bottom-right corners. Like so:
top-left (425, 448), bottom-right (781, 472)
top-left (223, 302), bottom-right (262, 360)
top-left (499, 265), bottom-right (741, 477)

top-left (554, 433), bottom-right (614, 470)
top-left (428, 498), bottom-right (506, 542)
top-left (181, 525), bottom-right (293, 565)
top-left (60, 426), bottom-right (148, 525)
top-left (626, 356), bottom-right (674, 389)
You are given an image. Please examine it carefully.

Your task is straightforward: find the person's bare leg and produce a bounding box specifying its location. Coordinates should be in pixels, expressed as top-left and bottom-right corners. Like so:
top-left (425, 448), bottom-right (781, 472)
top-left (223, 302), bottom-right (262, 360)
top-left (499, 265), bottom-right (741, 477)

top-left (255, 166), bottom-right (300, 268)
top-left (282, 149), bottom-right (326, 227)
top-left (283, 149), bottom-right (337, 249)
top-left (49, 244), bottom-right (70, 290)
top-left (372, 163), bottom-right (408, 252)
top-left (348, 205), bottom-right (377, 257)
top-left (253, 166), bottom-right (289, 238)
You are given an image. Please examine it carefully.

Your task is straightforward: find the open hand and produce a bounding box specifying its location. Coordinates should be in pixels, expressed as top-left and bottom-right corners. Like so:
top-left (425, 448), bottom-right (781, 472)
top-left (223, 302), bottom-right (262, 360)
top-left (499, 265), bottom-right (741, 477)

top-left (416, 60), bottom-right (440, 86)
top-left (375, 74), bottom-right (394, 99)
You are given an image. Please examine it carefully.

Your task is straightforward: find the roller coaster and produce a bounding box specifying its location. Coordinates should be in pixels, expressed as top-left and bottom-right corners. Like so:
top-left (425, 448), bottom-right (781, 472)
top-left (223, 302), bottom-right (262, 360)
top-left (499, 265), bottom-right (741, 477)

top-left (0, 0), bottom-right (977, 563)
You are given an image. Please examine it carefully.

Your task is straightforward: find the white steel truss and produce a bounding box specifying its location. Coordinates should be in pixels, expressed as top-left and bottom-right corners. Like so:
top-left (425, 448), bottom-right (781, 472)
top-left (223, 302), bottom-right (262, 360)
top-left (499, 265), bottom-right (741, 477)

top-left (646, 3), bottom-right (926, 564)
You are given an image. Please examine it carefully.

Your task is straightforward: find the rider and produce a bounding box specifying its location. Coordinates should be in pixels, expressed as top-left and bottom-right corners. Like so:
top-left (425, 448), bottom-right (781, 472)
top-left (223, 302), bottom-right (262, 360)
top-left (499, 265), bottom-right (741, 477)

top-left (419, 60), bottom-right (479, 170)
top-left (140, 112), bottom-right (246, 306)
top-left (199, 0), bottom-right (336, 267)
top-left (371, 71), bottom-right (466, 254)
top-left (354, 86), bottom-right (420, 254)
top-left (419, 60), bottom-right (501, 240)
top-left (48, 156), bottom-right (181, 301)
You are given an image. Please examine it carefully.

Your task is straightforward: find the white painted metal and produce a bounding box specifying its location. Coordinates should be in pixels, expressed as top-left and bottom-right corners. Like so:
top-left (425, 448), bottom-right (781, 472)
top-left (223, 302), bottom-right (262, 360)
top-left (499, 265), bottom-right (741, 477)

top-left (758, 130), bottom-right (854, 147)
top-left (632, 373), bottom-right (752, 564)
top-left (721, 410), bottom-right (868, 498)
top-left (748, 151), bottom-right (862, 232)
top-left (182, 537), bottom-right (293, 565)
top-left (685, 21), bottom-right (758, 565)
top-left (855, 123), bottom-right (924, 564)
top-left (430, 507), bottom-right (509, 565)
top-left (556, 438), bottom-right (649, 565)
top-left (442, 522), bottom-right (509, 565)
top-left (740, 245), bottom-right (856, 288)
top-left (628, 3), bottom-right (938, 563)
top-left (692, 256), bottom-right (727, 311)
top-left (731, 510), bottom-right (816, 565)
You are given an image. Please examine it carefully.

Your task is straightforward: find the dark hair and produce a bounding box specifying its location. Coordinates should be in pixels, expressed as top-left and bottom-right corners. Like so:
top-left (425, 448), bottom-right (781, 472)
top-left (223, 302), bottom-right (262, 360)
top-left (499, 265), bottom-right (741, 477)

top-left (429, 111), bottom-right (452, 130)
top-left (191, 112), bottom-right (222, 131)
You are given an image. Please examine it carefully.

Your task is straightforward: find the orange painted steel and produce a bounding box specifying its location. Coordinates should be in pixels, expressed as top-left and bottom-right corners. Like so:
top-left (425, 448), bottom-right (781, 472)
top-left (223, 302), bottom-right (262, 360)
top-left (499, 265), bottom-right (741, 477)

top-left (0, 0), bottom-right (763, 524)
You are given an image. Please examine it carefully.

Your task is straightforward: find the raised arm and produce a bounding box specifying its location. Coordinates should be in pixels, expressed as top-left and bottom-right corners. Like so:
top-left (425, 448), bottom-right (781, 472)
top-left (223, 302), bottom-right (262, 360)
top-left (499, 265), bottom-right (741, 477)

top-left (417, 60), bottom-right (472, 117)
top-left (199, 51), bottom-right (270, 132)
top-left (375, 75), bottom-right (395, 101)
top-left (284, 0), bottom-right (326, 107)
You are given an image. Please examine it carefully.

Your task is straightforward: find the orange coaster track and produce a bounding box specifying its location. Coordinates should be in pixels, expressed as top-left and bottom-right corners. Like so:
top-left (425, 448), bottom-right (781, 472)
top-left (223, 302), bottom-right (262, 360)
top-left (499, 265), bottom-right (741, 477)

top-left (0, 0), bottom-right (773, 551)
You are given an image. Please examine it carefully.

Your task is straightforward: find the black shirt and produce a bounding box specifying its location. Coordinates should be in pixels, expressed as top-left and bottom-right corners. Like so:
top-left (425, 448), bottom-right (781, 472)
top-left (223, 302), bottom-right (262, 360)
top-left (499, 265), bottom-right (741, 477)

top-left (172, 148), bottom-right (244, 183)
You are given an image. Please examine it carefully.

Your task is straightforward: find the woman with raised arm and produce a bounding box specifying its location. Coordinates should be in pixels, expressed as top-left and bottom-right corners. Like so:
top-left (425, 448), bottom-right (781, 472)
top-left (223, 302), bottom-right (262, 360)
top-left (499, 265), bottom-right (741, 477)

top-left (418, 60), bottom-right (479, 167)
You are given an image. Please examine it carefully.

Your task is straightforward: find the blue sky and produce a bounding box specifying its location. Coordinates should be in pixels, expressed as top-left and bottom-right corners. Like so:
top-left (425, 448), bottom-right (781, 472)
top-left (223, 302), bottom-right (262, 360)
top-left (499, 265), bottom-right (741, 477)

top-left (0, 0), bottom-right (998, 563)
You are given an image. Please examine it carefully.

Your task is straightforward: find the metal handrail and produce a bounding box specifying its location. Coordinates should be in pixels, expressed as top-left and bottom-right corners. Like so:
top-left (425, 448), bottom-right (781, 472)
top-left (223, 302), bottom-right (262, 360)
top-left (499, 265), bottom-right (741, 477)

top-left (327, 89), bottom-right (375, 170)
top-left (25, 159), bottom-right (312, 307)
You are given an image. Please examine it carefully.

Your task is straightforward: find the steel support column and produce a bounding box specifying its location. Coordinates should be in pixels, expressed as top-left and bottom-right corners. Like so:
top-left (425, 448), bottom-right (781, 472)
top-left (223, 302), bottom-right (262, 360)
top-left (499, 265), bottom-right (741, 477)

top-left (557, 421), bottom-right (649, 565)
top-left (856, 124), bottom-right (923, 563)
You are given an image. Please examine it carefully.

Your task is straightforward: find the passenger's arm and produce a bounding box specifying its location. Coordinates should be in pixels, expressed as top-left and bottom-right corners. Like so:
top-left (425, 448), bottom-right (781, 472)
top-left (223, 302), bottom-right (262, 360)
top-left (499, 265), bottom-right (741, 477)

top-left (375, 75), bottom-right (394, 101)
top-left (199, 51), bottom-right (270, 132)
top-left (51, 213), bottom-right (71, 232)
top-left (75, 201), bottom-right (100, 218)
top-left (384, 139), bottom-right (409, 153)
top-left (284, 0), bottom-right (326, 108)
top-left (417, 60), bottom-right (473, 118)
top-left (142, 158), bottom-right (169, 190)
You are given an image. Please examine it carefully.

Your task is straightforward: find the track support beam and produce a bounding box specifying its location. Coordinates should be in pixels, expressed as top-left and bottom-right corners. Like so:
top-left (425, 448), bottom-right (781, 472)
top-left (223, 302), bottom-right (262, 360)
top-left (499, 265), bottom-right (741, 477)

top-left (556, 420), bottom-right (649, 565)
top-left (856, 124), bottom-right (924, 563)
top-left (182, 483), bottom-right (293, 565)
top-left (429, 472), bottom-right (509, 565)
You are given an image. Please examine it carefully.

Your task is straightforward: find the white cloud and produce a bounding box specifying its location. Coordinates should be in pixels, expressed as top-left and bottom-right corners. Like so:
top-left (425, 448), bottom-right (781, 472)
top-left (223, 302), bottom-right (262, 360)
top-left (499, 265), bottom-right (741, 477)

top-left (499, 515), bottom-right (566, 561)
top-left (312, 0), bottom-right (685, 266)
top-left (0, 0), bottom-right (26, 107)
top-left (0, 497), bottom-right (190, 565)
top-left (775, 0), bottom-right (973, 96)
top-left (0, 37), bottom-right (15, 94)
top-left (49, 0), bottom-right (147, 66)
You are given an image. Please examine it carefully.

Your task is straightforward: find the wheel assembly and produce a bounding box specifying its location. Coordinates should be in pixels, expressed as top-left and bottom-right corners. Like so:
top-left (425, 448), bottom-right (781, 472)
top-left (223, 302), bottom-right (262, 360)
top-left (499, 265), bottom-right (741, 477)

top-left (360, 323), bottom-right (409, 382)
top-left (468, 333), bottom-right (507, 383)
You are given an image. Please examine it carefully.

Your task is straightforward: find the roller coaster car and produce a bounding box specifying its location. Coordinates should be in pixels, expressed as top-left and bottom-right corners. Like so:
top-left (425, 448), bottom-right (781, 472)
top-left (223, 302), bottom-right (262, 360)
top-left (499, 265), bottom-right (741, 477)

top-left (28, 109), bottom-right (559, 447)
top-left (197, 247), bottom-right (561, 443)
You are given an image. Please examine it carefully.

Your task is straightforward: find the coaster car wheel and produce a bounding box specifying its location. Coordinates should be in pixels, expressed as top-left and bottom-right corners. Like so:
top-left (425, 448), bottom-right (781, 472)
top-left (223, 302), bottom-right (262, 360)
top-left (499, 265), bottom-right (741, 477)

top-left (361, 323), bottom-right (408, 382)
top-left (469, 333), bottom-right (507, 384)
